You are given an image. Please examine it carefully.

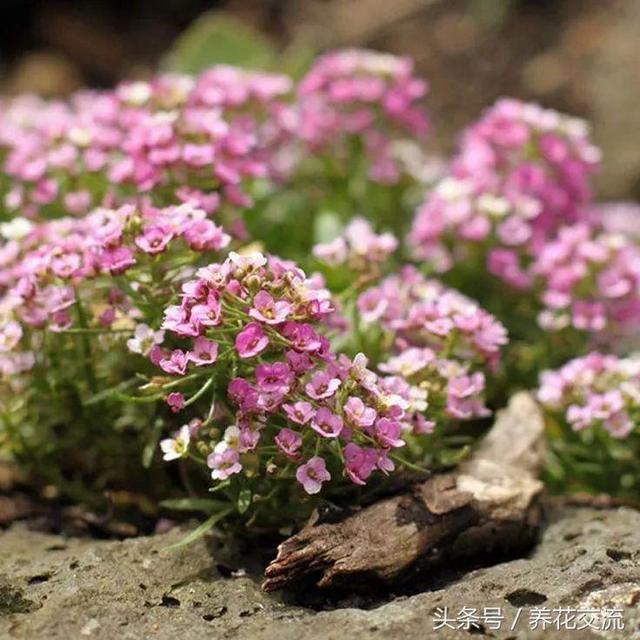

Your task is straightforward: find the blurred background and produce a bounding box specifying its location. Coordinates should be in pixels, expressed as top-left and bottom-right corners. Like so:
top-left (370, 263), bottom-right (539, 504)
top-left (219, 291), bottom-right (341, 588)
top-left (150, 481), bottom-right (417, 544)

top-left (0, 0), bottom-right (637, 199)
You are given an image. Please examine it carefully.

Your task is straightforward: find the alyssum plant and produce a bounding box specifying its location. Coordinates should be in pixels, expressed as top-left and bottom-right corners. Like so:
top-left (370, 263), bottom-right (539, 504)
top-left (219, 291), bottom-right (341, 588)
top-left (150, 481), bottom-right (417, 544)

top-left (0, 49), bottom-right (638, 536)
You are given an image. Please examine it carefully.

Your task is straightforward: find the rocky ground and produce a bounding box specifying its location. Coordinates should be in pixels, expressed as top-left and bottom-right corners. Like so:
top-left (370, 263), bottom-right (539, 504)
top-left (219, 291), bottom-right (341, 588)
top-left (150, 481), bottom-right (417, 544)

top-left (0, 505), bottom-right (638, 640)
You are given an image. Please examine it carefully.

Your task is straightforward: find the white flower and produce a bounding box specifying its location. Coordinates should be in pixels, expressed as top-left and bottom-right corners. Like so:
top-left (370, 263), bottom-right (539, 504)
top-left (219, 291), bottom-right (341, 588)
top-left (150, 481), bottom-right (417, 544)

top-left (126, 323), bottom-right (164, 355)
top-left (228, 251), bottom-right (267, 270)
top-left (160, 425), bottom-right (191, 461)
top-left (67, 127), bottom-right (91, 147)
top-left (0, 321), bottom-right (22, 352)
top-left (222, 425), bottom-right (241, 448)
top-left (0, 217), bottom-right (33, 240)
top-left (477, 194), bottom-right (510, 218)
top-left (436, 177), bottom-right (472, 201)
top-left (118, 81), bottom-right (152, 105)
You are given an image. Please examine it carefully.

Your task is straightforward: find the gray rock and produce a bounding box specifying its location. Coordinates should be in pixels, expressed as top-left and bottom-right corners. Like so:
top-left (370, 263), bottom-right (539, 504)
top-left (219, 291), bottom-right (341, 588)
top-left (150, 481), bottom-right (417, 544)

top-left (0, 506), bottom-right (638, 639)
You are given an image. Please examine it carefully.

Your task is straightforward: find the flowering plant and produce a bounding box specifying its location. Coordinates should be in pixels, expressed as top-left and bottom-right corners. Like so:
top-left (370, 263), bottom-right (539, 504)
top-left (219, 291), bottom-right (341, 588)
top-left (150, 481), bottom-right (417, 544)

top-left (153, 251), bottom-right (504, 529)
top-left (538, 353), bottom-right (640, 497)
top-left (0, 46), bottom-right (638, 536)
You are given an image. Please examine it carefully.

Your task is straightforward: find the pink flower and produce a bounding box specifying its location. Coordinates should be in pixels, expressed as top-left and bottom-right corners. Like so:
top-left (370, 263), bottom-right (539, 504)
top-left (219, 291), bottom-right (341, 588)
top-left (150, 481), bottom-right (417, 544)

top-left (100, 245), bottom-right (136, 274)
top-left (190, 299), bottom-right (222, 330)
top-left (343, 396), bottom-right (377, 428)
top-left (166, 392), bottom-right (185, 413)
top-left (135, 225), bottom-right (174, 254)
top-left (370, 417), bottom-right (404, 449)
top-left (310, 407), bottom-right (343, 438)
top-left (275, 428), bottom-right (303, 458)
top-left (188, 336), bottom-right (219, 366)
top-left (256, 362), bottom-right (293, 393)
top-left (183, 219), bottom-right (230, 251)
top-left (235, 322), bottom-right (269, 358)
top-left (344, 443), bottom-right (377, 486)
top-left (295, 456), bottom-right (331, 495)
top-left (159, 349), bottom-right (188, 376)
top-left (282, 323), bottom-right (323, 353)
top-left (446, 373), bottom-right (489, 419)
top-left (228, 378), bottom-right (260, 413)
top-left (285, 349), bottom-right (315, 374)
top-left (572, 301), bottom-right (606, 332)
top-left (357, 288), bottom-right (388, 323)
top-left (208, 447), bottom-right (242, 480)
top-left (283, 400), bottom-right (315, 425)
top-left (249, 290), bottom-right (291, 325)
top-left (377, 450), bottom-right (395, 474)
top-left (305, 371), bottom-right (341, 399)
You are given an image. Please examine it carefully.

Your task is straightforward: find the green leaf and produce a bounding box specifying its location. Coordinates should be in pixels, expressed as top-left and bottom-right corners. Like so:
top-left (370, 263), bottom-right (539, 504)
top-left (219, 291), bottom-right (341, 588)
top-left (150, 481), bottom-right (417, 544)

top-left (439, 445), bottom-right (471, 467)
top-left (208, 480), bottom-right (231, 494)
top-left (82, 378), bottom-right (137, 406)
top-left (160, 498), bottom-right (228, 514)
top-left (163, 14), bottom-right (277, 74)
top-left (142, 418), bottom-right (164, 469)
top-left (237, 488), bottom-right (252, 514)
top-left (163, 508), bottom-right (233, 551)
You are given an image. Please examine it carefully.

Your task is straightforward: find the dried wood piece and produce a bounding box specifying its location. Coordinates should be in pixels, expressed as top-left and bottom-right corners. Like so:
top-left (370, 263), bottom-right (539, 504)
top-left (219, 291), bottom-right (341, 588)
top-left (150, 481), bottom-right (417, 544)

top-left (262, 392), bottom-right (545, 591)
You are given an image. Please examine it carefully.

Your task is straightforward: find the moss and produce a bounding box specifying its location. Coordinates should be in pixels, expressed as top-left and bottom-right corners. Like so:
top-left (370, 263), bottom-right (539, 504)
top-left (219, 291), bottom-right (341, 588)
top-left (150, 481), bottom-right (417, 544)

top-left (0, 581), bottom-right (38, 615)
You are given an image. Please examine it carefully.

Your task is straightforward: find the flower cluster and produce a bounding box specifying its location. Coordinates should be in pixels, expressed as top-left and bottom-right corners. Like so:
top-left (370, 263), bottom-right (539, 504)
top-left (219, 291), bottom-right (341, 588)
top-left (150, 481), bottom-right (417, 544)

top-left (587, 202), bottom-right (640, 239)
top-left (409, 99), bottom-right (600, 270)
top-left (298, 49), bottom-right (430, 183)
top-left (156, 251), bottom-right (432, 503)
top-left (0, 51), bottom-right (431, 226)
top-left (0, 202), bottom-right (230, 341)
top-left (358, 265), bottom-right (507, 419)
top-left (531, 224), bottom-right (640, 334)
top-left (406, 99), bottom-right (640, 363)
top-left (538, 352), bottom-right (640, 496)
top-left (538, 352), bottom-right (640, 438)
top-left (2, 47), bottom-right (637, 529)
top-left (312, 217), bottom-right (398, 271)
top-left (0, 67), bottom-right (294, 220)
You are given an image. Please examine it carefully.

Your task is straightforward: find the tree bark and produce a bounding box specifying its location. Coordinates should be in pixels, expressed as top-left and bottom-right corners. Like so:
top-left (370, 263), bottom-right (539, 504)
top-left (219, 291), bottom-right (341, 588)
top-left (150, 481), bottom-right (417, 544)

top-left (262, 392), bottom-right (545, 592)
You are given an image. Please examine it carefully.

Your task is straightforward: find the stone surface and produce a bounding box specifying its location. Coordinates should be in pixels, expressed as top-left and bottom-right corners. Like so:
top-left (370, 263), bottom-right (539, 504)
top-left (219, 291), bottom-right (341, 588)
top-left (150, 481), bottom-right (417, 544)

top-left (0, 506), bottom-right (639, 639)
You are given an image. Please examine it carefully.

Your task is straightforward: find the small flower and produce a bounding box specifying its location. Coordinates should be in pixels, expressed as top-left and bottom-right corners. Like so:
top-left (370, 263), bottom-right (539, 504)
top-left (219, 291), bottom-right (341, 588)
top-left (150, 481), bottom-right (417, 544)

top-left (229, 251), bottom-right (267, 270)
top-left (100, 245), bottom-right (136, 274)
top-left (159, 349), bottom-right (189, 376)
top-left (344, 443), bottom-right (377, 486)
top-left (235, 322), bottom-right (269, 358)
top-left (275, 428), bottom-right (303, 458)
top-left (283, 400), bottom-right (316, 425)
top-left (0, 321), bottom-right (23, 352)
top-left (370, 417), bottom-right (405, 449)
top-left (310, 407), bottom-right (343, 438)
top-left (221, 425), bottom-right (241, 449)
top-left (249, 290), bottom-right (291, 325)
top-left (256, 361), bottom-right (293, 393)
top-left (286, 349), bottom-right (315, 374)
top-left (160, 425), bottom-right (191, 461)
top-left (343, 396), bottom-right (377, 428)
top-left (305, 371), bottom-right (341, 399)
top-left (207, 447), bottom-right (242, 480)
top-left (282, 323), bottom-right (322, 353)
top-left (135, 225), bottom-right (174, 254)
top-left (166, 392), bottom-right (185, 413)
top-left (296, 456), bottom-right (331, 495)
top-left (188, 336), bottom-right (219, 366)
top-left (127, 323), bottom-right (165, 355)
top-left (183, 219), bottom-right (230, 251)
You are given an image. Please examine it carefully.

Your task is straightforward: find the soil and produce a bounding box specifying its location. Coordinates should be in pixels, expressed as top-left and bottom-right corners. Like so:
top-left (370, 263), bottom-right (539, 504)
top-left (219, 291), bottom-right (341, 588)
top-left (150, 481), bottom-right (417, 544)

top-left (0, 505), bottom-right (638, 639)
